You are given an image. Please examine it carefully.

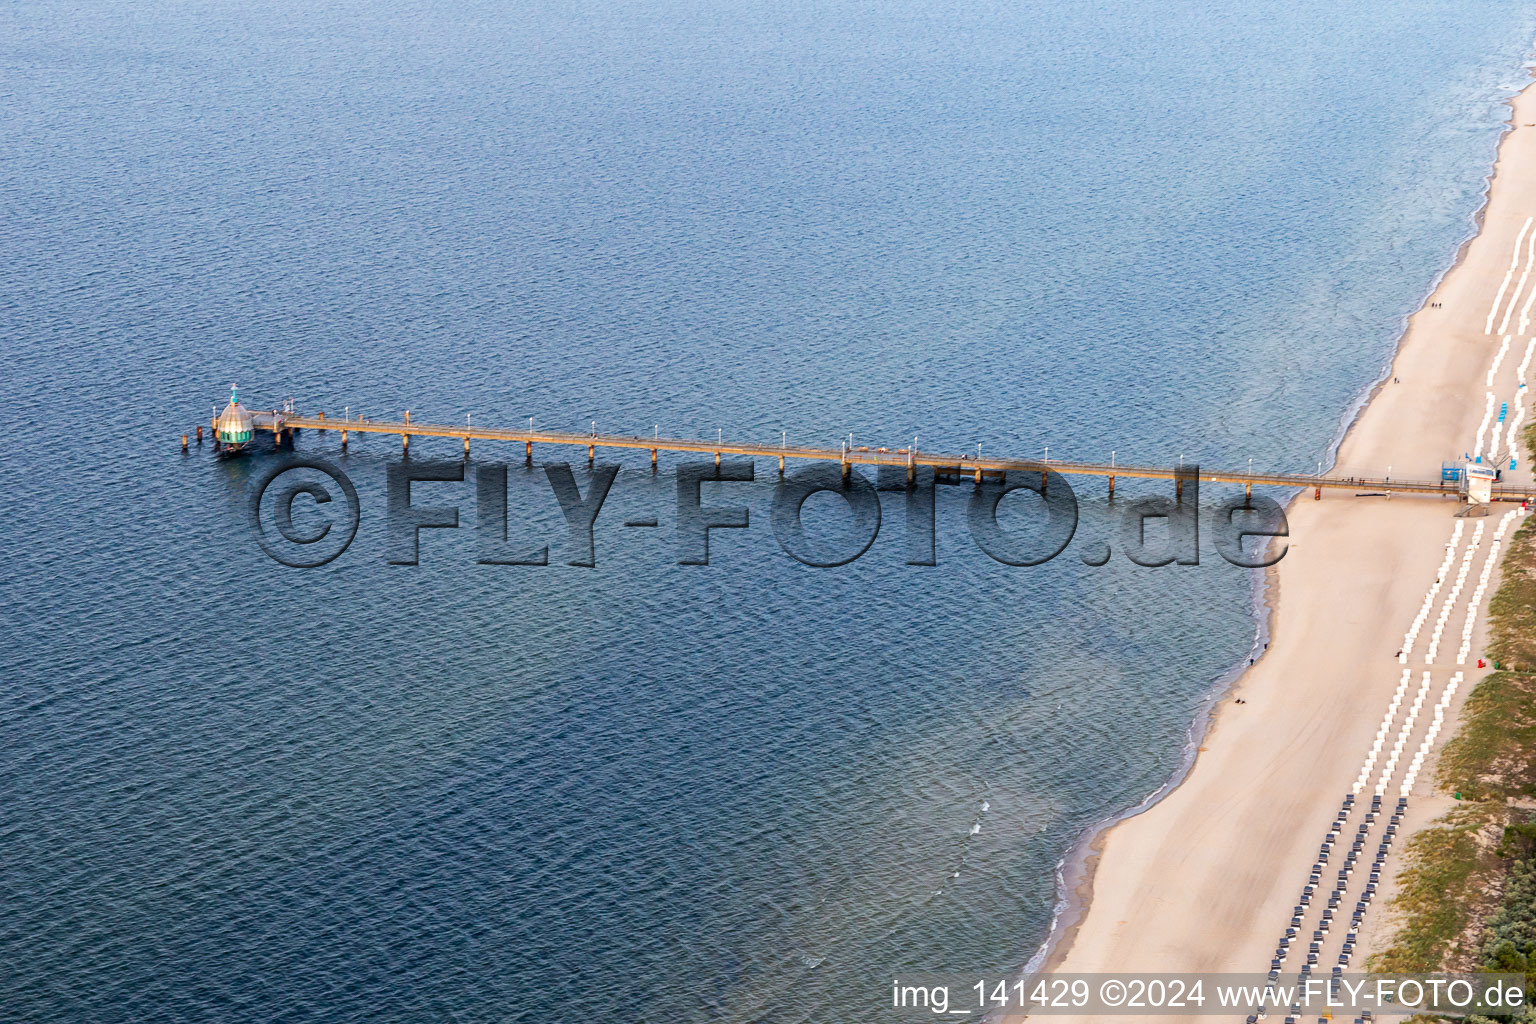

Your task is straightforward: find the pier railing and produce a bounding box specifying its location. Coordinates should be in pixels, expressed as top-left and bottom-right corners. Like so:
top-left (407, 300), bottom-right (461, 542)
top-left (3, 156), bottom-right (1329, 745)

top-left (229, 409), bottom-right (1536, 502)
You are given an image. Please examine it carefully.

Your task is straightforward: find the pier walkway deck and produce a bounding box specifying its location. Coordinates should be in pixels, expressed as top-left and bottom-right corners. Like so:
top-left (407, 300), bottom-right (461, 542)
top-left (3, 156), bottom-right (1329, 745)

top-left (218, 408), bottom-right (1536, 502)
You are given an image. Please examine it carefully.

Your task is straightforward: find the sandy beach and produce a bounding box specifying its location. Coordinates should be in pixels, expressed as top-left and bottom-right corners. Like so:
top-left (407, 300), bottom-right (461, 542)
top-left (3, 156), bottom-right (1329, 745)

top-left (1019, 74), bottom-right (1536, 1021)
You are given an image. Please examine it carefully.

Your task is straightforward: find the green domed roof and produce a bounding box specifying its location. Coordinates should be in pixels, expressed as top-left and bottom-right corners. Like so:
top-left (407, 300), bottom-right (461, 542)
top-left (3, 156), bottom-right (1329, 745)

top-left (215, 386), bottom-right (253, 443)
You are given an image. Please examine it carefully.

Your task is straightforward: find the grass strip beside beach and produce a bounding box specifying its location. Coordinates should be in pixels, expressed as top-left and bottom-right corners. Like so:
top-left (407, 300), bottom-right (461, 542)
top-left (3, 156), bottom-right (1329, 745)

top-left (1371, 803), bottom-right (1507, 972)
top-left (1372, 428), bottom-right (1536, 990)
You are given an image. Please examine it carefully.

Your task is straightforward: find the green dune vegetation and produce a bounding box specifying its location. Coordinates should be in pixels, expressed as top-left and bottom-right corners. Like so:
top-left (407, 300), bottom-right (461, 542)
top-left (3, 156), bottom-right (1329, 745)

top-left (1369, 429), bottom-right (1536, 1021)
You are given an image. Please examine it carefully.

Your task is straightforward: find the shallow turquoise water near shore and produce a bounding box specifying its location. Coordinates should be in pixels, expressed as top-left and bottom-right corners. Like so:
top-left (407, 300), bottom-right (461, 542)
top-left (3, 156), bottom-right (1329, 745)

top-left (4, 1), bottom-right (1536, 1020)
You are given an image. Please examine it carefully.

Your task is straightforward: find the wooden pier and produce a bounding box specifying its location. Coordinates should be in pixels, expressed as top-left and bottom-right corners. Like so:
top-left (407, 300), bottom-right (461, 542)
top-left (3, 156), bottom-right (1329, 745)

top-left (211, 407), bottom-right (1536, 503)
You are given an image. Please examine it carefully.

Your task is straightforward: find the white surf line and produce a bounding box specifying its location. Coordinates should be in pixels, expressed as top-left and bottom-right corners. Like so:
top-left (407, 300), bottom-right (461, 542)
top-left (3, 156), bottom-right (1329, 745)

top-left (1486, 216), bottom-right (1532, 334)
top-left (1498, 221), bottom-right (1536, 335)
top-left (1488, 335), bottom-right (1513, 387)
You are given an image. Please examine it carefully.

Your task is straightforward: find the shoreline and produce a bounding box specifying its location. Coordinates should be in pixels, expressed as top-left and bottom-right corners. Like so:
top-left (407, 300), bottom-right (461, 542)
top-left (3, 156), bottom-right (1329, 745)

top-left (1017, 64), bottom-right (1536, 999)
top-left (1025, 522), bottom-right (1284, 979)
top-left (1024, 564), bottom-right (1278, 977)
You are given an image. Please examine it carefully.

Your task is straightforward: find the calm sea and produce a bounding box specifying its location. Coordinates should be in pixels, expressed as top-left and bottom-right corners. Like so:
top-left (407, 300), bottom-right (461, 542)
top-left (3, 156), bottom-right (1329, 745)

top-left (3, 0), bottom-right (1534, 1020)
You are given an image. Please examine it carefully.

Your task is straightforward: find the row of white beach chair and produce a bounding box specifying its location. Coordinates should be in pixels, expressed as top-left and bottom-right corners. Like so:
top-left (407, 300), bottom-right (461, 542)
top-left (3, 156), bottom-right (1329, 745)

top-left (1456, 509), bottom-right (1521, 664)
top-left (1486, 215), bottom-right (1536, 335)
top-left (1361, 670), bottom-right (1435, 796)
top-left (1401, 520), bottom-right (1481, 665)
top-left (1259, 275), bottom-right (1536, 1000)
top-left (1503, 340), bottom-right (1536, 456)
top-left (1259, 505), bottom-right (1514, 1003)
top-left (1399, 673), bottom-right (1463, 797)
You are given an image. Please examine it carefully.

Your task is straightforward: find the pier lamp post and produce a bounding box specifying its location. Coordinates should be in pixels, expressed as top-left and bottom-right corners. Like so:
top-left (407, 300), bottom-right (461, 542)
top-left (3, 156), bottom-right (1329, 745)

top-left (1044, 445), bottom-right (1049, 464)
top-left (591, 420), bottom-right (596, 437)
top-left (718, 427), bottom-right (722, 445)
top-left (344, 406), bottom-right (349, 422)
top-left (1249, 457), bottom-right (1253, 477)
top-left (529, 417), bottom-right (533, 432)
top-left (655, 425), bottom-right (659, 440)
top-left (782, 430), bottom-right (786, 450)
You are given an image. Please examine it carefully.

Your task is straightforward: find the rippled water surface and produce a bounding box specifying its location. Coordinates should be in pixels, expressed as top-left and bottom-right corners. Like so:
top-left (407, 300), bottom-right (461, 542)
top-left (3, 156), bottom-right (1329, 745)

top-left (4, 1), bottom-right (1536, 1020)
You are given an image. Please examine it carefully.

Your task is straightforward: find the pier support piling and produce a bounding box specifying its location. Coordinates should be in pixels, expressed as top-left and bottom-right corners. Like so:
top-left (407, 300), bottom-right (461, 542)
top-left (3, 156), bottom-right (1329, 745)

top-left (197, 399), bottom-right (1536, 504)
top-left (181, 433), bottom-right (188, 451)
top-left (318, 411), bottom-right (325, 432)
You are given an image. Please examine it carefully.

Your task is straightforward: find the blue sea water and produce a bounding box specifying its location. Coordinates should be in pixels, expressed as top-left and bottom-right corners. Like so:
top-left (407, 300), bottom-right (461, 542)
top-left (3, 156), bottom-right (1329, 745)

top-left (3, 1), bottom-right (1536, 1020)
